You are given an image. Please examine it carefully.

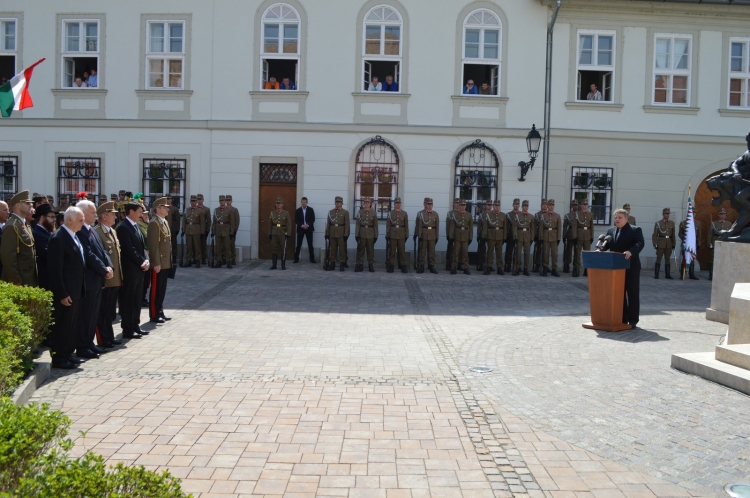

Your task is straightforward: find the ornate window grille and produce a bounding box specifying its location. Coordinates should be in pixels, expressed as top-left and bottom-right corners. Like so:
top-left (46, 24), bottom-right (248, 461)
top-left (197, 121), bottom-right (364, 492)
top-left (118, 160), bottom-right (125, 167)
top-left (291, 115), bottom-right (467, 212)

top-left (354, 135), bottom-right (399, 219)
top-left (0, 155), bottom-right (18, 202)
top-left (142, 158), bottom-right (187, 210)
top-left (260, 164), bottom-right (297, 183)
top-left (571, 166), bottom-right (613, 225)
top-left (454, 139), bottom-right (499, 221)
top-left (58, 156), bottom-right (101, 205)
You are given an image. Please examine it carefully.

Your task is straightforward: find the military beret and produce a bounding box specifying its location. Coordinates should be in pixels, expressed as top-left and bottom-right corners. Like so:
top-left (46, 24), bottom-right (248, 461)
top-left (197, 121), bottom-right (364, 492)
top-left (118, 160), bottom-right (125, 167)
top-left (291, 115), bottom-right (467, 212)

top-left (623, 203), bottom-right (631, 209)
top-left (152, 197), bottom-right (169, 208)
top-left (424, 197), bottom-right (433, 204)
top-left (97, 201), bottom-right (118, 214)
top-left (454, 197), bottom-right (461, 204)
top-left (226, 195), bottom-right (233, 201)
top-left (663, 207), bottom-right (670, 214)
top-left (219, 195), bottom-right (226, 201)
top-left (493, 200), bottom-right (501, 206)
top-left (547, 199), bottom-right (555, 205)
top-left (513, 198), bottom-right (520, 204)
top-left (571, 199), bottom-right (579, 206)
top-left (9, 190), bottom-right (32, 206)
top-left (522, 200), bottom-right (529, 206)
top-left (275, 197), bottom-right (283, 203)
top-left (196, 193), bottom-right (204, 200)
top-left (190, 195), bottom-right (197, 201)
top-left (719, 208), bottom-right (727, 214)
top-left (335, 196), bottom-right (343, 202)
top-left (394, 197), bottom-right (402, 203)
top-left (33, 203), bottom-right (57, 218)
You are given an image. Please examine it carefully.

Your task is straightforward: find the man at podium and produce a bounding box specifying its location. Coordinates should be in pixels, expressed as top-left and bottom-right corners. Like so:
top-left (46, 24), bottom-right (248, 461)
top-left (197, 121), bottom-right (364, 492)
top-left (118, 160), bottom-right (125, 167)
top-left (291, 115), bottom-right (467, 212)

top-left (601, 209), bottom-right (644, 328)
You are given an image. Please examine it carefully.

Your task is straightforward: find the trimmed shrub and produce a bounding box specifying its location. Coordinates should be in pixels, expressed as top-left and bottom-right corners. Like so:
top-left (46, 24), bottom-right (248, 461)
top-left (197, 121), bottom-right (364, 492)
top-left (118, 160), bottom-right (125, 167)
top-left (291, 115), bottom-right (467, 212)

top-left (0, 282), bottom-right (54, 355)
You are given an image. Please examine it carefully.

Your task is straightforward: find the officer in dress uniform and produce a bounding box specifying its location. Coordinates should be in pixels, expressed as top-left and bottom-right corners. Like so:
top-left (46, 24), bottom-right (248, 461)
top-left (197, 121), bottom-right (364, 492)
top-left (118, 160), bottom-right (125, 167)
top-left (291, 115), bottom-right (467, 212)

top-left (94, 201), bottom-right (123, 348)
top-left (533, 199), bottom-right (548, 273)
top-left (449, 199), bottom-right (473, 275)
top-left (147, 197), bottom-right (172, 323)
top-left (445, 198), bottom-right (460, 271)
top-left (483, 200), bottom-right (506, 275)
top-left (540, 199), bottom-right (562, 277)
top-left (325, 196), bottom-right (350, 271)
top-left (0, 190), bottom-right (38, 286)
top-left (227, 194), bottom-right (240, 266)
top-left (563, 200), bottom-right (578, 273)
top-left (573, 199), bottom-right (594, 278)
top-left (512, 199), bottom-right (534, 276)
top-left (268, 197), bottom-right (291, 270)
top-left (355, 197), bottom-right (378, 272)
top-left (679, 216), bottom-right (702, 280)
top-left (197, 194), bottom-right (211, 265)
top-left (476, 201), bottom-right (491, 272)
top-left (652, 207), bottom-right (676, 279)
top-left (504, 199), bottom-right (519, 273)
top-left (212, 195), bottom-right (233, 268)
top-left (707, 208), bottom-right (732, 281)
top-left (414, 197), bottom-right (439, 274)
top-left (166, 194), bottom-right (181, 265)
top-left (182, 195), bottom-right (204, 267)
top-left (624, 203), bottom-right (636, 226)
top-left (386, 197), bottom-right (408, 273)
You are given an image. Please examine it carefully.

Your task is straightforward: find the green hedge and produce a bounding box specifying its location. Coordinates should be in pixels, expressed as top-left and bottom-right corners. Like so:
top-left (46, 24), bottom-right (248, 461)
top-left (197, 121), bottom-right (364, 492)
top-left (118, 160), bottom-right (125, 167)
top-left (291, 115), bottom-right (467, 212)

top-left (0, 399), bottom-right (191, 497)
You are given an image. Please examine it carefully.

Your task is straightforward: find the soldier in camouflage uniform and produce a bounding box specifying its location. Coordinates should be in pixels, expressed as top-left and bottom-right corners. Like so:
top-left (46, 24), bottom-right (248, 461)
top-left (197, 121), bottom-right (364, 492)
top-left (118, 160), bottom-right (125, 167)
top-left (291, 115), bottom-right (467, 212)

top-left (355, 197), bottom-right (378, 272)
top-left (573, 199), bottom-right (594, 278)
top-left (652, 207), bottom-right (675, 279)
top-left (386, 197), bottom-right (408, 273)
top-left (182, 195), bottom-right (205, 267)
top-left (325, 196), bottom-right (350, 271)
top-left (212, 195), bottom-right (233, 268)
top-left (707, 208), bottom-right (732, 281)
top-left (445, 198), bottom-right (460, 270)
top-left (540, 199), bottom-right (562, 277)
top-left (562, 200), bottom-right (578, 273)
top-left (268, 197), bottom-right (291, 270)
top-left (449, 200), bottom-right (472, 275)
top-left (512, 199), bottom-right (534, 276)
top-left (483, 200), bottom-right (506, 275)
top-left (414, 197), bottom-right (439, 274)
top-left (533, 199), bottom-right (548, 273)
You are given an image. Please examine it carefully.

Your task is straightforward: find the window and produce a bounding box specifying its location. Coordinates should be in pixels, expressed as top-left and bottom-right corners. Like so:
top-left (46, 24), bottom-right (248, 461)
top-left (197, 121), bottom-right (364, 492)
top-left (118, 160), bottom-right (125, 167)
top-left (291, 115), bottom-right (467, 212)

top-left (261, 4), bottom-right (300, 91)
top-left (461, 9), bottom-right (501, 96)
top-left (454, 140), bottom-right (499, 221)
top-left (729, 38), bottom-right (750, 108)
top-left (362, 5), bottom-right (403, 93)
top-left (0, 155), bottom-right (18, 201)
top-left (653, 35), bottom-right (691, 106)
top-left (571, 167), bottom-right (613, 225)
top-left (576, 30), bottom-right (615, 102)
top-left (0, 19), bottom-right (16, 81)
top-left (142, 158), bottom-right (186, 210)
top-left (354, 136), bottom-right (399, 219)
top-left (58, 156), bottom-right (101, 205)
top-left (146, 21), bottom-right (185, 89)
top-left (61, 20), bottom-right (99, 88)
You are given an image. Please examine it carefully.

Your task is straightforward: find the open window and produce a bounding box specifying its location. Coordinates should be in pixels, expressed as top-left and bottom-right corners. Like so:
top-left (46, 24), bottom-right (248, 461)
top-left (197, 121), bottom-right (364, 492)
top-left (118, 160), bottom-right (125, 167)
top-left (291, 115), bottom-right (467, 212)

top-left (461, 9), bottom-right (501, 96)
top-left (0, 19), bottom-right (16, 82)
top-left (576, 31), bottom-right (615, 102)
top-left (261, 4), bottom-right (300, 90)
top-left (653, 35), bottom-right (691, 106)
top-left (362, 5), bottom-right (402, 93)
top-left (61, 20), bottom-right (100, 88)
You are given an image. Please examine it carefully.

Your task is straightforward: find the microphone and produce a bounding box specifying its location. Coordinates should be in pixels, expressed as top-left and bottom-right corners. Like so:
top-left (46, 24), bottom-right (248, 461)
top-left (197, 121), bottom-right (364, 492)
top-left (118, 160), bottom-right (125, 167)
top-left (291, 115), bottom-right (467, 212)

top-left (601, 235), bottom-right (613, 250)
top-left (595, 234), bottom-right (606, 251)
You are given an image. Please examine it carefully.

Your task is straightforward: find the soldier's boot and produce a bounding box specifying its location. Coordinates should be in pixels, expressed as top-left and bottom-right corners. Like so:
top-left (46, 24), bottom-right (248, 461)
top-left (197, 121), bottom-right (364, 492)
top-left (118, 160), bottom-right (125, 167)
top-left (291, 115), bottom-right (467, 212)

top-left (572, 268), bottom-right (579, 278)
top-left (464, 267), bottom-right (471, 275)
top-left (227, 261), bottom-right (233, 269)
top-left (417, 264), bottom-right (425, 274)
top-left (195, 260), bottom-right (201, 268)
top-left (221, 259), bottom-right (227, 266)
top-left (551, 269), bottom-right (560, 277)
top-left (689, 264), bottom-right (699, 280)
top-left (665, 265), bottom-right (674, 279)
top-left (340, 261), bottom-right (346, 271)
top-left (497, 267), bottom-right (505, 275)
top-left (202, 258), bottom-right (207, 265)
top-left (512, 268), bottom-right (519, 276)
top-left (387, 265), bottom-right (394, 273)
top-left (270, 255), bottom-right (277, 270)
top-left (342, 262), bottom-right (349, 269)
top-left (185, 260), bottom-right (193, 267)
top-left (401, 265), bottom-right (408, 273)
top-left (279, 259), bottom-right (285, 270)
top-left (477, 262), bottom-right (484, 272)
top-left (709, 264), bottom-right (713, 281)
top-left (504, 263), bottom-right (511, 273)
top-left (523, 269), bottom-right (531, 276)
top-left (654, 263), bottom-right (660, 279)
top-left (355, 264), bottom-right (363, 272)
top-left (541, 266), bottom-right (548, 277)
top-left (429, 265), bottom-right (438, 274)
top-left (487, 266), bottom-right (494, 272)
top-left (368, 264), bottom-right (375, 273)
top-left (532, 264), bottom-right (539, 273)
top-left (483, 267), bottom-right (491, 275)
top-left (450, 263), bottom-right (457, 275)
top-left (563, 263), bottom-right (570, 273)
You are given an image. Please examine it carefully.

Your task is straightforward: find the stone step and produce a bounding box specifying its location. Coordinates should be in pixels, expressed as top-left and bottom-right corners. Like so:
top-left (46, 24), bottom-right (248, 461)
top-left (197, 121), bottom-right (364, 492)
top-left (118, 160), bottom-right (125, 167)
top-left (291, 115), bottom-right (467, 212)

top-left (672, 352), bottom-right (750, 396)
top-left (716, 343), bottom-right (750, 370)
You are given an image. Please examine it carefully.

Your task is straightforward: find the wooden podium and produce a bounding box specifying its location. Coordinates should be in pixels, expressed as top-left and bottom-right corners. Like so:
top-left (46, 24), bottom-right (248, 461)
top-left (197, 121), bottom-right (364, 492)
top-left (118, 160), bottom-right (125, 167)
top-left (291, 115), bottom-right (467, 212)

top-left (581, 251), bottom-right (632, 332)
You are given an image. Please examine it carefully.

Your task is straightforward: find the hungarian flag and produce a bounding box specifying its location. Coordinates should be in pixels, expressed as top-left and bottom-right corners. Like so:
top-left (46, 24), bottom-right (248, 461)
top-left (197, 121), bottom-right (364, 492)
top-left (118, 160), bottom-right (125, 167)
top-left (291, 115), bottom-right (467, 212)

top-left (0, 58), bottom-right (45, 117)
top-left (683, 193), bottom-right (697, 265)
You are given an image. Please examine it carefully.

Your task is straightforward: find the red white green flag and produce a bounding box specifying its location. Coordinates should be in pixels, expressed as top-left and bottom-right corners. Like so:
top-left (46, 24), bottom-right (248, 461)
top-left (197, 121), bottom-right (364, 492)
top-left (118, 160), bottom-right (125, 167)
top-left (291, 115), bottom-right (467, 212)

top-left (683, 192), bottom-right (697, 265)
top-left (0, 58), bottom-right (45, 117)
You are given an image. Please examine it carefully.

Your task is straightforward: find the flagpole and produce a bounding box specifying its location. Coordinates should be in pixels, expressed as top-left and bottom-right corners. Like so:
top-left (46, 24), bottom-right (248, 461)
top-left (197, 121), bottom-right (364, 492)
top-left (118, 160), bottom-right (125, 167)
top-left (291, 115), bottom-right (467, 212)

top-left (682, 184), bottom-right (692, 280)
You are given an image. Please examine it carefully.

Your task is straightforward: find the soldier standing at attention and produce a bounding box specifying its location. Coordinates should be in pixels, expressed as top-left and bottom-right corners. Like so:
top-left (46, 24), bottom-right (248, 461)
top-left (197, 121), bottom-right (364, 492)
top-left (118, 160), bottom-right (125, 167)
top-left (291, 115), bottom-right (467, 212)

top-left (386, 197), bottom-right (408, 273)
top-left (533, 199), bottom-right (548, 273)
top-left (268, 197), bottom-right (291, 270)
top-left (624, 203), bottom-right (636, 225)
top-left (707, 208), bottom-right (731, 281)
top-left (563, 200), bottom-right (578, 273)
top-left (504, 199), bottom-right (519, 273)
top-left (652, 208), bottom-right (676, 279)
top-left (196, 194), bottom-right (211, 265)
top-left (147, 197), bottom-right (172, 323)
top-left (0, 190), bottom-right (38, 286)
top-left (540, 199), bottom-right (562, 277)
top-left (325, 196), bottom-right (350, 271)
top-left (212, 195), bottom-right (233, 268)
top-left (449, 199), bottom-right (473, 275)
top-left (94, 201), bottom-right (123, 348)
top-left (166, 194), bottom-right (181, 265)
top-left (227, 194), bottom-right (240, 266)
top-left (679, 215), bottom-right (702, 280)
top-left (414, 197), bottom-right (439, 274)
top-left (483, 200), bottom-right (506, 275)
top-left (573, 199), bottom-right (594, 278)
top-left (513, 199), bottom-right (534, 276)
top-left (355, 197), bottom-right (378, 272)
top-left (182, 195), bottom-right (204, 267)
top-left (476, 201), bottom-right (492, 272)
top-left (445, 198), bottom-right (460, 271)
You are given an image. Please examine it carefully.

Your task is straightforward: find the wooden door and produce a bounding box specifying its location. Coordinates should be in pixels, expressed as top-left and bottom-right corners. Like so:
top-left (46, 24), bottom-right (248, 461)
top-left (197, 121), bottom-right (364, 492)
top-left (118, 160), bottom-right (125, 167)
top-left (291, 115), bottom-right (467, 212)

top-left (258, 164), bottom-right (297, 259)
top-left (694, 170), bottom-right (738, 268)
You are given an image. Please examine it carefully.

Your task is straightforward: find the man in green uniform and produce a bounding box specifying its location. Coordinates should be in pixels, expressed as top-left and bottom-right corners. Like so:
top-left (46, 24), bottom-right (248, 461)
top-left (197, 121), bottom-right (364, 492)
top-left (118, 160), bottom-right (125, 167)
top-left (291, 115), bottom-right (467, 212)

top-left (504, 199), bottom-right (519, 273)
top-left (355, 197), bottom-right (378, 272)
top-left (268, 197), bottom-right (291, 270)
top-left (227, 194), bottom-right (240, 266)
top-left (182, 195), bottom-right (204, 267)
top-left (449, 199), bottom-right (472, 275)
top-left (476, 201), bottom-right (491, 271)
top-left (652, 207), bottom-right (676, 279)
top-left (94, 201), bottom-right (123, 348)
top-left (563, 200), bottom-right (578, 273)
top-left (0, 190), bottom-right (38, 286)
top-left (483, 200), bottom-right (506, 275)
top-left (325, 196), bottom-right (350, 271)
top-left (386, 197), bottom-right (408, 273)
top-left (445, 198), bottom-right (460, 271)
top-left (212, 195), bottom-right (233, 268)
top-left (147, 197), bottom-right (173, 323)
top-left (197, 194), bottom-right (211, 265)
top-left (540, 199), bottom-right (562, 277)
top-left (707, 208), bottom-right (732, 281)
top-left (414, 197), bottom-right (439, 274)
top-left (679, 215), bottom-right (702, 280)
top-left (166, 194), bottom-right (181, 265)
top-left (573, 199), bottom-right (594, 278)
top-left (624, 204), bottom-right (636, 226)
top-left (512, 199), bottom-right (534, 276)
top-left (532, 199), bottom-right (547, 273)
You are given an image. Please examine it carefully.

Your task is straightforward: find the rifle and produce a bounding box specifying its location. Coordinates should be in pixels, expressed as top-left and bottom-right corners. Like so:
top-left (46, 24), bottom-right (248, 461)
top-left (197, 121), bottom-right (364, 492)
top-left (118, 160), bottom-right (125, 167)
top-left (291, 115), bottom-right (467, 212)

top-left (324, 236), bottom-right (330, 270)
top-left (179, 231), bottom-right (185, 267)
top-left (417, 237), bottom-right (423, 272)
top-left (445, 239), bottom-right (454, 271)
top-left (385, 236), bottom-right (391, 270)
top-left (282, 236), bottom-right (288, 268)
top-left (562, 238), bottom-right (568, 266)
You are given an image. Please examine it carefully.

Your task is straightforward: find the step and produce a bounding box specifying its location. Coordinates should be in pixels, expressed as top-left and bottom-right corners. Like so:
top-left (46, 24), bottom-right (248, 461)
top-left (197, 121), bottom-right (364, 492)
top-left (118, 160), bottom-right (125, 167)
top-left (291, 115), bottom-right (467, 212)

top-left (672, 352), bottom-right (750, 396)
top-left (716, 344), bottom-right (750, 370)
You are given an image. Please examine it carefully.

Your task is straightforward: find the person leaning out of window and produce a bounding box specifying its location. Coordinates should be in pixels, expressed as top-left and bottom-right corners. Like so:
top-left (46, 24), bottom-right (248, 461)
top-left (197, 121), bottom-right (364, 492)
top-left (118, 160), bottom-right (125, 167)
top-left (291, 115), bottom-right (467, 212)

top-left (463, 79), bottom-right (478, 95)
top-left (280, 77), bottom-right (296, 90)
top-left (382, 75), bottom-right (398, 92)
top-left (587, 83), bottom-right (603, 101)
top-left (478, 81), bottom-right (492, 95)
top-left (368, 76), bottom-right (382, 91)
top-left (265, 76), bottom-right (280, 90)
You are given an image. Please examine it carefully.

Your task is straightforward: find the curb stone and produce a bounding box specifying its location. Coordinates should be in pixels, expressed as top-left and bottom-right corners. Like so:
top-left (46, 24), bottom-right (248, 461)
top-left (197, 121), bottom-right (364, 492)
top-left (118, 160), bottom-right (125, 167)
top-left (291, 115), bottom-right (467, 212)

top-left (12, 361), bottom-right (51, 406)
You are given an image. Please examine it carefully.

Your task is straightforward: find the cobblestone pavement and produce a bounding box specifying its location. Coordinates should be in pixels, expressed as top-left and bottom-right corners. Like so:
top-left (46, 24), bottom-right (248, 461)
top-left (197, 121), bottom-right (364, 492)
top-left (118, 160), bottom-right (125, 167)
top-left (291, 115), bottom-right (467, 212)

top-left (30, 261), bottom-right (748, 497)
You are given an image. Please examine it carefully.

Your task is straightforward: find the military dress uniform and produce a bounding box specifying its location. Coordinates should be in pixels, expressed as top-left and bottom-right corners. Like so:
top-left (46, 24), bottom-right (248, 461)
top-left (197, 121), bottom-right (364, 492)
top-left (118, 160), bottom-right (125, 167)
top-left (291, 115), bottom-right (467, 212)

top-left (652, 208), bottom-right (676, 279)
top-left (355, 201), bottom-right (379, 272)
top-left (268, 198), bottom-right (291, 270)
top-left (386, 198), bottom-right (408, 273)
top-left (414, 198), bottom-right (439, 274)
top-left (540, 199), bottom-right (562, 277)
top-left (679, 219), bottom-right (702, 280)
top-left (183, 196), bottom-right (205, 267)
top-left (476, 204), bottom-right (492, 271)
top-left (325, 197), bottom-right (350, 271)
top-left (512, 200), bottom-right (534, 276)
top-left (197, 194), bottom-right (211, 264)
top-left (0, 190), bottom-right (38, 286)
top-left (707, 209), bottom-right (732, 281)
top-left (94, 202), bottom-right (122, 347)
top-left (212, 196), bottom-right (234, 268)
top-left (573, 205), bottom-right (594, 277)
top-left (449, 202), bottom-right (473, 275)
top-left (227, 195), bottom-right (240, 265)
top-left (624, 204), bottom-right (636, 226)
top-left (562, 201), bottom-right (578, 273)
top-left (445, 199), bottom-right (459, 271)
top-left (532, 200), bottom-right (547, 272)
top-left (147, 197), bottom-right (172, 322)
top-left (483, 200), bottom-right (506, 275)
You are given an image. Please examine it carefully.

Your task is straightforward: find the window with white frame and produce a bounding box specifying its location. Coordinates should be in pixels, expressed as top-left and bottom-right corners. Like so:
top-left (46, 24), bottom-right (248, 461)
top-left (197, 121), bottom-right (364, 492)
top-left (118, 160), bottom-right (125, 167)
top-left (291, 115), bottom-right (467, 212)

top-left (729, 38), bottom-right (750, 108)
top-left (653, 34), bottom-right (691, 106)
top-left (261, 4), bottom-right (300, 91)
top-left (571, 167), bottom-right (613, 225)
top-left (576, 30), bottom-right (615, 102)
top-left (0, 19), bottom-right (16, 82)
top-left (61, 20), bottom-right (99, 88)
top-left (362, 5), bottom-right (403, 93)
top-left (146, 20), bottom-right (185, 89)
top-left (461, 9), bottom-right (501, 96)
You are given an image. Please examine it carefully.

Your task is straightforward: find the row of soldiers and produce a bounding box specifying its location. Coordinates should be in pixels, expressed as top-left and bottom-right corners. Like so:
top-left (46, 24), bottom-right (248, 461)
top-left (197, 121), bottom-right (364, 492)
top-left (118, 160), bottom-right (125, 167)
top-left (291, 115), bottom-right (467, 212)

top-left (182, 194), bottom-right (240, 268)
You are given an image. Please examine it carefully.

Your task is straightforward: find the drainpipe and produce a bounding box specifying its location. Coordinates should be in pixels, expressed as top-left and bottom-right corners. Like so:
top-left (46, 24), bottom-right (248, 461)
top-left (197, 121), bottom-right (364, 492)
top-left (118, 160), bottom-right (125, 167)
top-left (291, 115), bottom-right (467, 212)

top-left (542, 0), bottom-right (561, 200)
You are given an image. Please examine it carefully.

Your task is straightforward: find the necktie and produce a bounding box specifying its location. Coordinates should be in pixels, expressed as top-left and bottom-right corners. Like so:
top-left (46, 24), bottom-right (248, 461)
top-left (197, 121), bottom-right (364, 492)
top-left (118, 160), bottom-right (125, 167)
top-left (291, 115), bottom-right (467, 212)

top-left (74, 234), bottom-right (85, 262)
top-left (615, 229), bottom-right (620, 242)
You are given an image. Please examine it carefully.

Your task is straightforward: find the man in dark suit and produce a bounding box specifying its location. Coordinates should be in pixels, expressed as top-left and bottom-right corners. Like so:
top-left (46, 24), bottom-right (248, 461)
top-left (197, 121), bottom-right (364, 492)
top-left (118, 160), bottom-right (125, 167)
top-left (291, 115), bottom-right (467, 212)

top-left (116, 202), bottom-right (150, 339)
top-left (0, 200), bottom-right (10, 278)
top-left (47, 206), bottom-right (88, 369)
top-left (32, 203), bottom-right (57, 290)
top-left (604, 208), bottom-right (644, 328)
top-left (294, 197), bottom-right (316, 264)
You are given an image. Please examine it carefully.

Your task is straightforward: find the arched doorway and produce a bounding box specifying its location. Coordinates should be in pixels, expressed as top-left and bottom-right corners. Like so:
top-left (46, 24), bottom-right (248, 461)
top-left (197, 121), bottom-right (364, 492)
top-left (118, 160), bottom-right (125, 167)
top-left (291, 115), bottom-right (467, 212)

top-left (694, 169), bottom-right (738, 269)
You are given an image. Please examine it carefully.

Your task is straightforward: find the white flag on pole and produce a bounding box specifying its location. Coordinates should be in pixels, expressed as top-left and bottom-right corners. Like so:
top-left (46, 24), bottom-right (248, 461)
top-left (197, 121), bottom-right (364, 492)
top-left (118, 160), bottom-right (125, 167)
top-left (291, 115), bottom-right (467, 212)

top-left (684, 194), bottom-right (697, 265)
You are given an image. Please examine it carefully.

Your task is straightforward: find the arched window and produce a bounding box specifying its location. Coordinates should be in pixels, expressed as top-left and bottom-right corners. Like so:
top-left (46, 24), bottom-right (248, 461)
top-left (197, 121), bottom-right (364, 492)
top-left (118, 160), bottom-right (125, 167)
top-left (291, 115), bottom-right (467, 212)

top-left (362, 5), bottom-right (403, 93)
top-left (354, 136), bottom-right (400, 219)
top-left (261, 3), bottom-right (300, 91)
top-left (454, 140), bottom-right (499, 220)
top-left (462, 9), bottom-right (501, 96)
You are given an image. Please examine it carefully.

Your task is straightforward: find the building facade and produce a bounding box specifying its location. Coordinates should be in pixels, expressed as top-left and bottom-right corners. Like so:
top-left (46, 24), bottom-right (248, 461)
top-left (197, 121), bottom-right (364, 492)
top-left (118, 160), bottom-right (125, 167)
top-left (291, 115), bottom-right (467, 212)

top-left (1, 0), bottom-right (748, 266)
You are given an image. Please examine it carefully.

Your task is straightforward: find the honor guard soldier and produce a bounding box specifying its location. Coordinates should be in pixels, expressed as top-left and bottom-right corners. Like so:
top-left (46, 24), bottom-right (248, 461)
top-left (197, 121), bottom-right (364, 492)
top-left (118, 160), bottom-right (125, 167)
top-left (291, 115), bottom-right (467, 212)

top-left (504, 199), bottom-right (519, 273)
top-left (533, 199), bottom-right (548, 273)
top-left (147, 197), bottom-right (172, 323)
top-left (624, 203), bottom-right (636, 225)
top-left (386, 197), bottom-right (408, 273)
top-left (445, 198), bottom-right (460, 270)
top-left (98, 194), bottom-right (107, 206)
top-left (707, 208), bottom-right (731, 280)
top-left (476, 201), bottom-right (492, 271)
top-left (573, 199), bottom-right (594, 277)
top-left (196, 194), bottom-right (211, 265)
top-left (540, 199), bottom-right (562, 276)
top-left (679, 215), bottom-right (702, 280)
top-left (355, 197), bottom-right (378, 272)
top-left (652, 208), bottom-right (676, 279)
top-left (268, 197), bottom-right (291, 270)
top-left (227, 194), bottom-right (240, 266)
top-left (212, 195), bottom-right (234, 268)
top-left (563, 200), bottom-right (578, 273)
top-left (182, 195), bottom-right (205, 267)
top-left (414, 197), bottom-right (440, 274)
top-left (449, 199), bottom-right (472, 275)
top-left (325, 196), bottom-right (350, 271)
top-left (483, 200), bottom-right (506, 275)
top-left (166, 194), bottom-right (181, 265)
top-left (94, 201), bottom-right (123, 348)
top-left (0, 190), bottom-right (38, 286)
top-left (512, 199), bottom-right (534, 276)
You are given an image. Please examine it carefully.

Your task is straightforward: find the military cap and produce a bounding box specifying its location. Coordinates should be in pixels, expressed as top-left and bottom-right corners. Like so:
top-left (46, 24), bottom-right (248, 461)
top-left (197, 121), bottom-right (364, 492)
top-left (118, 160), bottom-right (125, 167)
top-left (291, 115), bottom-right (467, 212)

top-left (424, 197), bottom-right (433, 204)
top-left (541, 198), bottom-right (548, 204)
top-left (547, 199), bottom-right (555, 206)
top-left (362, 197), bottom-right (372, 203)
top-left (46, 194), bottom-right (54, 200)
top-left (581, 199), bottom-right (589, 205)
top-left (152, 197), bottom-right (169, 208)
top-left (513, 198), bottom-right (520, 204)
top-left (719, 208), bottom-right (727, 214)
top-left (118, 190), bottom-right (126, 195)
top-left (394, 197), bottom-right (402, 203)
top-left (219, 195), bottom-right (226, 201)
top-left (190, 194), bottom-right (197, 201)
top-left (97, 201), bottom-right (118, 214)
top-left (571, 199), bottom-right (579, 206)
top-left (99, 193), bottom-right (107, 201)
top-left (275, 197), bottom-right (283, 203)
top-left (9, 190), bottom-right (32, 206)
top-left (623, 203), bottom-right (631, 209)
top-left (493, 200), bottom-right (501, 206)
top-left (663, 207), bottom-right (670, 214)
top-left (110, 193), bottom-right (118, 200)
top-left (459, 199), bottom-right (467, 205)
top-left (335, 196), bottom-right (343, 202)
top-left (166, 193), bottom-right (173, 199)
top-left (33, 203), bottom-right (57, 218)
top-left (226, 194), bottom-right (233, 201)
top-left (196, 193), bottom-right (204, 200)
top-left (453, 197), bottom-right (461, 204)
top-left (32, 192), bottom-right (41, 198)
top-left (522, 200), bottom-right (529, 206)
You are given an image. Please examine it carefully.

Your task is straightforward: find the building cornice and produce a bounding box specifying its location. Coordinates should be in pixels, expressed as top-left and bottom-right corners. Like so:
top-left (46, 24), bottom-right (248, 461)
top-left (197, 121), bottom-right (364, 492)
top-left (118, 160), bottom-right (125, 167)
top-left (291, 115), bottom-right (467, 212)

top-left (539, 0), bottom-right (750, 23)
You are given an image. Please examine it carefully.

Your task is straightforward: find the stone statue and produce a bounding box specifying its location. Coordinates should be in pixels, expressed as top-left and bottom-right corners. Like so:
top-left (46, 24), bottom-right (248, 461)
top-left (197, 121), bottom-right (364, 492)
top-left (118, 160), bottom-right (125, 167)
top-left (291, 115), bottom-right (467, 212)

top-left (706, 132), bottom-right (750, 243)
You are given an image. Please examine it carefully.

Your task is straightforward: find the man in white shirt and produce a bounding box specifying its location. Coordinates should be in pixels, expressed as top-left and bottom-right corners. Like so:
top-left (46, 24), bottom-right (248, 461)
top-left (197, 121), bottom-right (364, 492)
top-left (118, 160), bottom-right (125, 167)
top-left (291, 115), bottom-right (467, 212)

top-left (73, 77), bottom-right (88, 89)
top-left (587, 83), bottom-right (603, 101)
top-left (368, 76), bottom-right (382, 91)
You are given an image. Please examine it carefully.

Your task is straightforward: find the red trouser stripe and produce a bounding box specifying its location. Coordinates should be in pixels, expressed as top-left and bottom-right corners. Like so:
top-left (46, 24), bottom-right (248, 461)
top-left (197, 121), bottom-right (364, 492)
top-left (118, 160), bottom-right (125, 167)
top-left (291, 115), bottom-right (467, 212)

top-left (150, 270), bottom-right (158, 318)
top-left (95, 326), bottom-right (103, 346)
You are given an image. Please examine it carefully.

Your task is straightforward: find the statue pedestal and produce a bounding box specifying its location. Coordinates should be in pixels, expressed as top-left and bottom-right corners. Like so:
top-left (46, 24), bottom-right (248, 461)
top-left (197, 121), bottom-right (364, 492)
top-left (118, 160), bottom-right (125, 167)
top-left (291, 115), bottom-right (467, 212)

top-left (706, 241), bottom-right (750, 324)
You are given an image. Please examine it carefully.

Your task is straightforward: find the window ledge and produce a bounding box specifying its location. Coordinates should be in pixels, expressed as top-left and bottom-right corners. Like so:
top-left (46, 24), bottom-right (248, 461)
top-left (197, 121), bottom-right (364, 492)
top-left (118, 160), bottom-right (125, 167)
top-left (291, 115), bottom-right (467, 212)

top-left (719, 108), bottom-right (750, 118)
top-left (135, 90), bottom-right (193, 97)
top-left (352, 93), bottom-right (410, 125)
top-left (249, 91), bottom-right (309, 99)
top-left (52, 89), bottom-right (108, 96)
top-left (643, 105), bottom-right (699, 115)
top-left (249, 91), bottom-right (309, 122)
top-left (352, 92), bottom-right (411, 99)
top-left (52, 89), bottom-right (107, 119)
top-left (565, 101), bottom-right (623, 111)
top-left (136, 90), bottom-right (193, 119)
top-left (451, 95), bottom-right (509, 103)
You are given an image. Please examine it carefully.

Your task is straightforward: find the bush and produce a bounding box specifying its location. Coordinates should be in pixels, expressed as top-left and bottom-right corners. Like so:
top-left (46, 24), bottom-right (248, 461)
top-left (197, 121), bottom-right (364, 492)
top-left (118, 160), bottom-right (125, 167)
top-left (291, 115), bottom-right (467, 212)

top-left (0, 282), bottom-right (54, 354)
